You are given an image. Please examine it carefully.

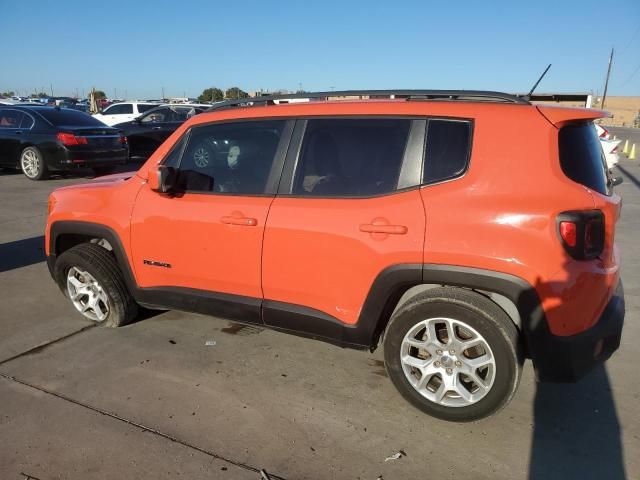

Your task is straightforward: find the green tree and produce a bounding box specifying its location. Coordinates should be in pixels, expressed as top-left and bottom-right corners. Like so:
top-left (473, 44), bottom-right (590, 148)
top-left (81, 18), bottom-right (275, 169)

top-left (1, 91), bottom-right (15, 97)
top-left (198, 87), bottom-right (224, 103)
top-left (225, 87), bottom-right (249, 99)
top-left (93, 90), bottom-right (107, 99)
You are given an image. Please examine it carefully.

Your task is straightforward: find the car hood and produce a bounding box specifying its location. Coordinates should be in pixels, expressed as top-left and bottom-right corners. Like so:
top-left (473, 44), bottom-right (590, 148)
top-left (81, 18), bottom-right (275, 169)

top-left (53, 171), bottom-right (136, 192)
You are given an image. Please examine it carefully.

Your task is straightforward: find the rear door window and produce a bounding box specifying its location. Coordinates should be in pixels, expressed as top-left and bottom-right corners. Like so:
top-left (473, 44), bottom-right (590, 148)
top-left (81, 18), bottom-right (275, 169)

top-left (105, 104), bottom-right (133, 115)
top-left (423, 119), bottom-right (472, 184)
top-left (559, 123), bottom-right (609, 196)
top-left (292, 118), bottom-right (411, 196)
top-left (0, 109), bottom-right (24, 128)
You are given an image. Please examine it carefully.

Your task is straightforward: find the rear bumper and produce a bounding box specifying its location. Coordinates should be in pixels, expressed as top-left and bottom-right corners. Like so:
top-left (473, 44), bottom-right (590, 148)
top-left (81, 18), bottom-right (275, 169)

top-left (43, 145), bottom-right (128, 170)
top-left (531, 281), bottom-right (624, 382)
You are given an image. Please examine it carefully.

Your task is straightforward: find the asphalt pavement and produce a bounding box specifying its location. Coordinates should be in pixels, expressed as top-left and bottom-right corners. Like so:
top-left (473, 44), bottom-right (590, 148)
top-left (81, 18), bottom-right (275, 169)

top-left (1, 138), bottom-right (639, 479)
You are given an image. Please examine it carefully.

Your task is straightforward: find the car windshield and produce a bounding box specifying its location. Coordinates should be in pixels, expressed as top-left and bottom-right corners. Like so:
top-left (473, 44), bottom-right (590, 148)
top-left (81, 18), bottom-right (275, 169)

top-left (38, 108), bottom-right (105, 126)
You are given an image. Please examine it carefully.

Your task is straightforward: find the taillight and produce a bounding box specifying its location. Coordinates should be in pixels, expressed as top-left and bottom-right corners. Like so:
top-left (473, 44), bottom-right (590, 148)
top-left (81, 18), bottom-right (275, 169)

top-left (559, 221), bottom-right (577, 247)
top-left (599, 126), bottom-right (609, 138)
top-left (557, 210), bottom-right (604, 260)
top-left (119, 135), bottom-right (128, 144)
top-left (57, 132), bottom-right (88, 145)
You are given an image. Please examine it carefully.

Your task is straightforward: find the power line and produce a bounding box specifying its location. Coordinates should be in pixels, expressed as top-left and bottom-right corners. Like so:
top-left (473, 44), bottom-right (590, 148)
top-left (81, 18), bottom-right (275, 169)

top-left (619, 25), bottom-right (640, 57)
top-left (617, 61), bottom-right (640, 88)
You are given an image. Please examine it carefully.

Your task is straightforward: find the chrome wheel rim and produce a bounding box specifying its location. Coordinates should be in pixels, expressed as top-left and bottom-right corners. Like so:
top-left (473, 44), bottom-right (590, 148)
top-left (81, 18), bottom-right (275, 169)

top-left (21, 150), bottom-right (40, 178)
top-left (400, 317), bottom-right (495, 407)
top-left (193, 148), bottom-right (209, 167)
top-left (66, 267), bottom-right (109, 322)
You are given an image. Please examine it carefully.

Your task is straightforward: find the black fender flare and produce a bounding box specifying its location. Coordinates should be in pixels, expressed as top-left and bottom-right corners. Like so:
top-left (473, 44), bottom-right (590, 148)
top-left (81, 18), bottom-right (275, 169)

top-left (48, 220), bottom-right (139, 294)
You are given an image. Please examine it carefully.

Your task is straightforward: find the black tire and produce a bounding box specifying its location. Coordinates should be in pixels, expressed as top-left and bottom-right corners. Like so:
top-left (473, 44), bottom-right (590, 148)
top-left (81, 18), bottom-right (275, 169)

top-left (92, 166), bottom-right (117, 176)
top-left (383, 287), bottom-right (523, 422)
top-left (20, 146), bottom-right (49, 180)
top-left (54, 243), bottom-right (138, 327)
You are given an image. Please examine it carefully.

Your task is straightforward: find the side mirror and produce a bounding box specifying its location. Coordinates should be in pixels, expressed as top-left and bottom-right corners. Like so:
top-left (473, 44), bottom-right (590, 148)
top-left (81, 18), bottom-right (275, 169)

top-left (149, 165), bottom-right (177, 193)
top-left (610, 176), bottom-right (623, 187)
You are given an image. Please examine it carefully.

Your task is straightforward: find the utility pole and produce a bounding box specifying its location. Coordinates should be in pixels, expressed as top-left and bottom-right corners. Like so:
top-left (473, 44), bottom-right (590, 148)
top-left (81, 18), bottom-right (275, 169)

top-left (601, 48), bottom-right (614, 111)
top-left (50, 84), bottom-right (53, 96)
top-left (161, 86), bottom-right (165, 100)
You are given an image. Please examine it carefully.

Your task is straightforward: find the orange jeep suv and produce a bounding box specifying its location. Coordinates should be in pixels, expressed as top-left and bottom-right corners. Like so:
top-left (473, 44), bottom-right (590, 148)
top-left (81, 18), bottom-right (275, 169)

top-left (45, 90), bottom-right (625, 421)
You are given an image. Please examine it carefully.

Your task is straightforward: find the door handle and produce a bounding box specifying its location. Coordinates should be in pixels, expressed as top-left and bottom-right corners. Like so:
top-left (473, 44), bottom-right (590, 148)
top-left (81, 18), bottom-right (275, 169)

top-left (359, 223), bottom-right (408, 235)
top-left (151, 126), bottom-right (163, 130)
top-left (14, 130), bottom-right (23, 135)
top-left (221, 215), bottom-right (258, 226)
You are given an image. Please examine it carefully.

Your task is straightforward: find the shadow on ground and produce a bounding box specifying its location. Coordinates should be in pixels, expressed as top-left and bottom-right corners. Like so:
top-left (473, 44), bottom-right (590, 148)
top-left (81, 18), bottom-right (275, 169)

top-left (0, 236), bottom-right (45, 272)
top-left (617, 165), bottom-right (640, 190)
top-left (529, 366), bottom-right (625, 479)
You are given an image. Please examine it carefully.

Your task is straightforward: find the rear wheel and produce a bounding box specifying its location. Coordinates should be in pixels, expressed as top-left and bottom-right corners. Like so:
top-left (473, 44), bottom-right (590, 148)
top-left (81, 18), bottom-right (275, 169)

top-left (54, 243), bottom-right (138, 327)
top-left (383, 287), bottom-right (522, 422)
top-left (20, 146), bottom-right (49, 180)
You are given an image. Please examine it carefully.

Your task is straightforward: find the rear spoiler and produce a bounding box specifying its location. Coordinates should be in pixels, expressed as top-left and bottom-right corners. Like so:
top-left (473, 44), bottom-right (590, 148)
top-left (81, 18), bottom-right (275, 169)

top-left (536, 105), bottom-right (611, 128)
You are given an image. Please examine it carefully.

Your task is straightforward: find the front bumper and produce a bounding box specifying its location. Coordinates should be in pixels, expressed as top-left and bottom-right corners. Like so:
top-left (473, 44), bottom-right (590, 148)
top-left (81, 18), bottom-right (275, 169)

top-left (531, 281), bottom-right (624, 382)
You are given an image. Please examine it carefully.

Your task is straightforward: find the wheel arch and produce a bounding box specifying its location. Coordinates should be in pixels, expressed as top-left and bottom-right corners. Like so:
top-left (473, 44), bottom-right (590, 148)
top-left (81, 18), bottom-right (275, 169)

top-left (48, 221), bottom-right (138, 294)
top-left (360, 264), bottom-right (544, 358)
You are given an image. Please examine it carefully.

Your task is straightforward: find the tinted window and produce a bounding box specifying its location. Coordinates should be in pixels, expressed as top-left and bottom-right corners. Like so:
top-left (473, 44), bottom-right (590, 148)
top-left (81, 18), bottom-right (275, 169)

top-left (142, 106), bottom-right (195, 123)
top-left (176, 120), bottom-right (285, 194)
top-left (137, 104), bottom-right (157, 113)
top-left (423, 119), bottom-right (472, 184)
top-left (0, 109), bottom-right (24, 128)
top-left (20, 113), bottom-right (35, 129)
top-left (559, 123), bottom-right (609, 196)
top-left (293, 119), bottom-right (411, 196)
top-left (38, 108), bottom-right (105, 126)
top-left (162, 135), bottom-right (187, 168)
top-left (141, 107), bottom-right (171, 123)
top-left (105, 104), bottom-right (133, 115)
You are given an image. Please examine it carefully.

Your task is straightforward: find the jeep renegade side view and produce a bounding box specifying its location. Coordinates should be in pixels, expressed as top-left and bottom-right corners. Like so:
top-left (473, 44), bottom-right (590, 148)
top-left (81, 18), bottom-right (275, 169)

top-left (45, 90), bottom-right (625, 422)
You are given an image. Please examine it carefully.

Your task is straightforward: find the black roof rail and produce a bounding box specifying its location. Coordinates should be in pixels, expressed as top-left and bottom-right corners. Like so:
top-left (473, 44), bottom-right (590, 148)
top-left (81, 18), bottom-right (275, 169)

top-left (205, 89), bottom-right (531, 112)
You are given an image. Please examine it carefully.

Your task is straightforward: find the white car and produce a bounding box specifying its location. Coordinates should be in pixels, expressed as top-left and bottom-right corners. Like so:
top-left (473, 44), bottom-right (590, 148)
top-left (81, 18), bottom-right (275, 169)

top-left (601, 138), bottom-right (621, 169)
top-left (594, 124), bottom-right (620, 169)
top-left (93, 102), bottom-right (159, 126)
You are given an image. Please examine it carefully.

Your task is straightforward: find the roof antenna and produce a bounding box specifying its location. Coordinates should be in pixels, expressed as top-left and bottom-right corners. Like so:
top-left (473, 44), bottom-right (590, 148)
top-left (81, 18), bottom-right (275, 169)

top-left (525, 64), bottom-right (552, 100)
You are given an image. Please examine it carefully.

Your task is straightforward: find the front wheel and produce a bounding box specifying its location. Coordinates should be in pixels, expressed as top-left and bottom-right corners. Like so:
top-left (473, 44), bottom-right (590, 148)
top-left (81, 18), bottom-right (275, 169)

top-left (383, 287), bottom-right (522, 422)
top-left (54, 243), bottom-right (138, 327)
top-left (20, 146), bottom-right (49, 180)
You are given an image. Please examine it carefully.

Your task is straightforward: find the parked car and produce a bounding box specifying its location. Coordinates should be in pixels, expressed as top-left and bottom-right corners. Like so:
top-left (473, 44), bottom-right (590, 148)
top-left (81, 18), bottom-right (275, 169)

top-left (93, 102), bottom-right (159, 126)
top-left (0, 105), bottom-right (128, 180)
top-left (601, 138), bottom-right (621, 169)
top-left (45, 90), bottom-right (624, 422)
top-left (594, 124), bottom-right (620, 169)
top-left (114, 104), bottom-right (207, 160)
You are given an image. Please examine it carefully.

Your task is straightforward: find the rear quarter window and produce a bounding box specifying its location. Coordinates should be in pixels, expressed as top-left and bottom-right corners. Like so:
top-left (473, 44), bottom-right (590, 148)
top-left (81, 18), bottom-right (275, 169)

top-left (423, 119), bottom-right (472, 184)
top-left (559, 123), bottom-right (609, 196)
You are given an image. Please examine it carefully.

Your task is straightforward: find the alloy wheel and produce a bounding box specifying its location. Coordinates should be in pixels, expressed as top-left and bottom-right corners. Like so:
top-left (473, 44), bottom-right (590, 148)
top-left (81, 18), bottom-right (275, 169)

top-left (66, 267), bottom-right (110, 322)
top-left (400, 317), bottom-right (496, 407)
top-left (21, 150), bottom-right (40, 178)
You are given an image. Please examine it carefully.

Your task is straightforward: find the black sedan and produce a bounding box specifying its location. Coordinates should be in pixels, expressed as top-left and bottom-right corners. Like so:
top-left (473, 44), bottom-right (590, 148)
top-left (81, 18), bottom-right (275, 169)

top-left (0, 106), bottom-right (128, 180)
top-left (115, 104), bottom-right (206, 160)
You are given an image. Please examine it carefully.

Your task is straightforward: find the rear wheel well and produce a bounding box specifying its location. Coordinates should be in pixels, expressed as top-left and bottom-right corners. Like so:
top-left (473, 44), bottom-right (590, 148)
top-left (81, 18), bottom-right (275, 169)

top-left (373, 284), bottom-right (521, 349)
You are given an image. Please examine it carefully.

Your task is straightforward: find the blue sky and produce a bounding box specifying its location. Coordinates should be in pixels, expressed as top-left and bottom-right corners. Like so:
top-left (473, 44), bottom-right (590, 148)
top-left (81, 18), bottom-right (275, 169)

top-left (1, 0), bottom-right (639, 99)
